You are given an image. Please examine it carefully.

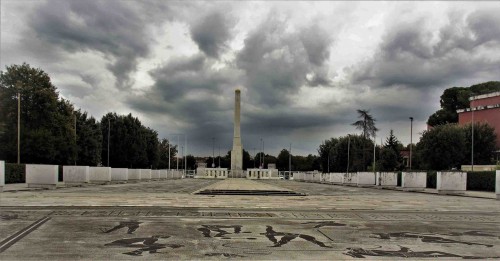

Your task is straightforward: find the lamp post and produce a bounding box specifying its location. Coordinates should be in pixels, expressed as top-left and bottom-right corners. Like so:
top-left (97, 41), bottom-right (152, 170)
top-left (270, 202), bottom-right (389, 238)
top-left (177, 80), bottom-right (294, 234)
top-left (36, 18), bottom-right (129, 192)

top-left (289, 143), bottom-right (292, 176)
top-left (107, 118), bottom-right (110, 167)
top-left (471, 102), bottom-right (474, 172)
top-left (409, 117), bottom-right (413, 170)
top-left (212, 137), bottom-right (215, 168)
top-left (259, 138), bottom-right (263, 168)
top-left (347, 134), bottom-right (351, 174)
top-left (16, 81), bottom-right (21, 164)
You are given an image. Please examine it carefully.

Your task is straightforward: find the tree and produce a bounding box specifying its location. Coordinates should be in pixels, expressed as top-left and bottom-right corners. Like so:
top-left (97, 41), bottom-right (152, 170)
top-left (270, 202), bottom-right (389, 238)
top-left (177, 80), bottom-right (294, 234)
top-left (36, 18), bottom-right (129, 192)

top-left (158, 138), bottom-right (177, 169)
top-left (427, 81), bottom-right (500, 126)
top-left (277, 149), bottom-right (291, 170)
top-left (0, 63), bottom-right (76, 164)
top-left (352, 109), bottom-right (378, 139)
top-left (463, 122), bottom-right (497, 165)
top-left (317, 138), bottom-right (339, 173)
top-left (185, 155), bottom-right (196, 170)
top-left (75, 110), bottom-right (102, 166)
top-left (378, 130), bottom-right (403, 171)
top-left (416, 124), bottom-right (466, 170)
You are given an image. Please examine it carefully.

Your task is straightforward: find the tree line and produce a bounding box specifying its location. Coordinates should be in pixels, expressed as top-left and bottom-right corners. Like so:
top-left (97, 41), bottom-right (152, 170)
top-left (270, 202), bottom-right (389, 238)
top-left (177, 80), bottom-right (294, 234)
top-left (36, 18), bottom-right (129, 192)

top-left (0, 63), bottom-right (178, 168)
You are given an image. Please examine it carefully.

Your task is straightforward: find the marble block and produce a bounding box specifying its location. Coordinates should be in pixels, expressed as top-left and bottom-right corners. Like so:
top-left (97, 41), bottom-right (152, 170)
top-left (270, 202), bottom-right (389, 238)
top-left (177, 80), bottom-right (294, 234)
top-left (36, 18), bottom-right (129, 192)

top-left (0, 161), bottom-right (4, 192)
top-left (343, 172), bottom-right (357, 185)
top-left (376, 172), bottom-right (398, 187)
top-left (437, 171), bottom-right (467, 194)
top-left (111, 168), bottom-right (128, 181)
top-left (26, 164), bottom-right (58, 189)
top-left (151, 170), bottom-right (160, 179)
top-left (401, 172), bottom-right (427, 190)
top-left (128, 169), bottom-right (141, 180)
top-left (140, 169), bottom-right (152, 180)
top-left (496, 170), bottom-right (499, 200)
top-left (357, 172), bottom-right (376, 186)
top-left (63, 166), bottom-right (90, 183)
top-left (89, 167), bottom-right (111, 183)
top-left (160, 170), bottom-right (168, 179)
top-left (330, 173), bottom-right (343, 184)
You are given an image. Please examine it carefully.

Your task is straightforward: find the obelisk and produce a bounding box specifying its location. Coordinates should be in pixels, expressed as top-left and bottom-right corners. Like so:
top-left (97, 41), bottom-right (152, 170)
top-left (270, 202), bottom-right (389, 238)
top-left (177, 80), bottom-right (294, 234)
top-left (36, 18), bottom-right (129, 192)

top-left (231, 89), bottom-right (243, 175)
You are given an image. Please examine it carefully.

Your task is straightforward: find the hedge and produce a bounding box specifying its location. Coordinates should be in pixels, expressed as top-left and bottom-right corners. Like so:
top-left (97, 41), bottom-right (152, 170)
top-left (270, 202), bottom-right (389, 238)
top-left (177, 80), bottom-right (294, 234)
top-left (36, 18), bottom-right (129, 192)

top-left (5, 163), bottom-right (26, 184)
top-left (426, 171), bottom-right (437, 189)
top-left (466, 171), bottom-right (495, 192)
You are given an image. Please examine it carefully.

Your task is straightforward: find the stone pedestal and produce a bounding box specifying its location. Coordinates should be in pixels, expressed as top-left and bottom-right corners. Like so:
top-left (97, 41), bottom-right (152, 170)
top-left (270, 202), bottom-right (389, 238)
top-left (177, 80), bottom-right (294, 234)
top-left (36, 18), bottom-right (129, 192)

top-left (357, 172), bottom-right (376, 186)
top-left (0, 161), bottom-right (4, 192)
top-left (89, 167), bottom-right (111, 183)
top-left (111, 168), bottom-right (128, 182)
top-left (26, 164), bottom-right (58, 189)
top-left (401, 172), bottom-right (426, 191)
top-left (437, 171), bottom-right (467, 195)
top-left (128, 169), bottom-right (141, 180)
top-left (330, 173), bottom-right (343, 184)
top-left (140, 169), bottom-right (151, 180)
top-left (376, 172), bottom-right (398, 187)
top-left (343, 172), bottom-right (357, 185)
top-left (496, 170), bottom-right (499, 200)
top-left (63, 166), bottom-right (90, 184)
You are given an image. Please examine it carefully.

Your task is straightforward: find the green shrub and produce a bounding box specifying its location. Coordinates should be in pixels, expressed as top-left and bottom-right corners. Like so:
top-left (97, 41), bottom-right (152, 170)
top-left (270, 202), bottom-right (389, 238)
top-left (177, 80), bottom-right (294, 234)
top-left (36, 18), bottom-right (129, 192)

top-left (467, 171), bottom-right (495, 192)
top-left (58, 165), bottom-right (63, 182)
top-left (426, 171), bottom-right (437, 188)
top-left (5, 163), bottom-right (26, 183)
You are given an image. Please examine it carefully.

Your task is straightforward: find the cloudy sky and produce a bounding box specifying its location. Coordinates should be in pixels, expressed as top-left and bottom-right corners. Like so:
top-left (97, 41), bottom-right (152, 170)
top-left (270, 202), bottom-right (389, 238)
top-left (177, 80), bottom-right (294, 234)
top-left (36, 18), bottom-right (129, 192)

top-left (2, 1), bottom-right (500, 156)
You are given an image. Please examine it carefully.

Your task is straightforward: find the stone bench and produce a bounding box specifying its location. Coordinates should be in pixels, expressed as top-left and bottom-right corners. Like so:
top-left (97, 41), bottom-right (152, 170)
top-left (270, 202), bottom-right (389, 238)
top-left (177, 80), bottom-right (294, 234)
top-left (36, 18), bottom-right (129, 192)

top-left (128, 169), bottom-right (141, 180)
top-left (26, 164), bottom-right (58, 189)
top-left (0, 161), bottom-right (4, 192)
top-left (401, 172), bottom-right (426, 191)
top-left (437, 171), bottom-right (466, 195)
top-left (376, 172), bottom-right (398, 187)
top-left (63, 166), bottom-right (90, 184)
top-left (111, 168), bottom-right (128, 182)
top-left (357, 172), bottom-right (376, 186)
top-left (140, 169), bottom-right (152, 180)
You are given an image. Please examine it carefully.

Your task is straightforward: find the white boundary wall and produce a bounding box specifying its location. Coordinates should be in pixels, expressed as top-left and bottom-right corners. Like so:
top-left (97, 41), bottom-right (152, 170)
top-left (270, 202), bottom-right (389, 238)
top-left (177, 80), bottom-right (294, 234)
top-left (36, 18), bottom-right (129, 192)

top-left (376, 172), bottom-right (398, 187)
top-left (330, 173), bottom-right (343, 184)
top-left (401, 172), bottom-right (426, 190)
top-left (496, 170), bottom-right (499, 200)
top-left (111, 168), bottom-right (128, 181)
top-left (151, 170), bottom-right (160, 179)
top-left (63, 166), bottom-right (90, 183)
top-left (160, 170), bottom-right (168, 179)
top-left (343, 172), bottom-right (357, 185)
top-left (26, 164), bottom-right (58, 189)
top-left (357, 172), bottom-right (376, 186)
top-left (140, 169), bottom-right (152, 180)
top-left (437, 171), bottom-right (467, 194)
top-left (0, 161), bottom-right (4, 192)
top-left (89, 167), bottom-right (111, 182)
top-left (128, 169), bottom-right (141, 180)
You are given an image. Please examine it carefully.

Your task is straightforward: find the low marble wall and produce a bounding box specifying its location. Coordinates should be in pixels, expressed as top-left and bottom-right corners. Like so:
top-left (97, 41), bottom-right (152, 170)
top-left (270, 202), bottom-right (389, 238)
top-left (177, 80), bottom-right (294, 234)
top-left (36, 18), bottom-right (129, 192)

top-left (294, 172), bottom-right (304, 181)
top-left (376, 172), bottom-right (397, 187)
top-left (496, 170), bottom-right (499, 200)
top-left (128, 169), bottom-right (141, 180)
top-left (160, 170), bottom-right (168, 179)
top-left (151, 170), bottom-right (160, 179)
top-left (320, 173), bottom-right (329, 182)
top-left (26, 164), bottom-right (58, 189)
top-left (330, 173), bottom-right (343, 184)
top-left (63, 166), bottom-right (90, 184)
top-left (357, 172), bottom-right (376, 186)
top-left (140, 169), bottom-right (152, 180)
top-left (437, 171), bottom-right (467, 194)
top-left (343, 172), bottom-right (357, 185)
top-left (89, 167), bottom-right (111, 182)
top-left (111, 168), bottom-right (128, 181)
top-left (0, 161), bottom-right (4, 192)
top-left (401, 172), bottom-right (426, 190)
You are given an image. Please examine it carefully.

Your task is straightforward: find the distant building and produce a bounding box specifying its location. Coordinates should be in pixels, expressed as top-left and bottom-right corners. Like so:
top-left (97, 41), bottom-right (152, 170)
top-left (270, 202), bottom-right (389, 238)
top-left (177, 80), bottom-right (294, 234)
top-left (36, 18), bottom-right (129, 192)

top-left (457, 91), bottom-right (500, 148)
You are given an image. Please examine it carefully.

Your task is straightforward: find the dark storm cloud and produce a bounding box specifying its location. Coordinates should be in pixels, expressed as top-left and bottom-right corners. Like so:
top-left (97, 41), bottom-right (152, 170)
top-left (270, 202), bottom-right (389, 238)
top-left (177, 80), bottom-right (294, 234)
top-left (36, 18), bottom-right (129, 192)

top-left (190, 11), bottom-right (234, 58)
top-left (29, 0), bottom-right (160, 89)
top-left (351, 9), bottom-right (500, 89)
top-left (236, 14), bottom-right (334, 105)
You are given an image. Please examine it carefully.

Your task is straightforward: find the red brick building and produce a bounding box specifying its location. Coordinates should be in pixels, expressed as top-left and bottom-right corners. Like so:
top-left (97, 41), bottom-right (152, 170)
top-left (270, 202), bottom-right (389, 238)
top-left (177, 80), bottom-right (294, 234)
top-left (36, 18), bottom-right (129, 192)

top-left (457, 91), bottom-right (500, 148)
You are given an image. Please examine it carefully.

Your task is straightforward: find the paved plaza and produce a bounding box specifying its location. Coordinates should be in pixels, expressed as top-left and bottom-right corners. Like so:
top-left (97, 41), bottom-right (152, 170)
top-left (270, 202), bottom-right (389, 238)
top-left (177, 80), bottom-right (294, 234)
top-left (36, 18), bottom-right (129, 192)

top-left (1, 179), bottom-right (499, 260)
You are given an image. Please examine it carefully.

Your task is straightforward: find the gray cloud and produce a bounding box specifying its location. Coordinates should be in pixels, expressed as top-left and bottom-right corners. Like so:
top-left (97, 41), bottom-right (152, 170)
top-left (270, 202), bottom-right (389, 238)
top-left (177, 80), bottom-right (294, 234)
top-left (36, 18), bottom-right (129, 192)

top-left (351, 9), bottom-right (500, 89)
top-left (29, 1), bottom-right (161, 89)
top-left (190, 11), bottom-right (235, 58)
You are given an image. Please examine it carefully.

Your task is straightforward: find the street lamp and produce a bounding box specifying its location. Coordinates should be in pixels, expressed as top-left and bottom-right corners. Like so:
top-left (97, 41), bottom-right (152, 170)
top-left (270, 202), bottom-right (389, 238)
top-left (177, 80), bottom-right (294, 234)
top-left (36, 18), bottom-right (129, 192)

top-left (347, 134), bottom-right (351, 174)
top-left (471, 101), bottom-right (474, 172)
top-left (289, 143), bottom-right (292, 176)
top-left (212, 137), bottom-right (215, 168)
top-left (16, 81), bottom-right (21, 164)
top-left (409, 117), bottom-right (413, 170)
top-left (107, 118), bottom-right (110, 167)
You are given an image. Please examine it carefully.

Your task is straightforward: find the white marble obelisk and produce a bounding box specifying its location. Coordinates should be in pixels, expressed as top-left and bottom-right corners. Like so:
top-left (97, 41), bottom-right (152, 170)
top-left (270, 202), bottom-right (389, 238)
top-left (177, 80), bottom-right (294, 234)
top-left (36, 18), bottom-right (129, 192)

top-left (231, 89), bottom-right (243, 174)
